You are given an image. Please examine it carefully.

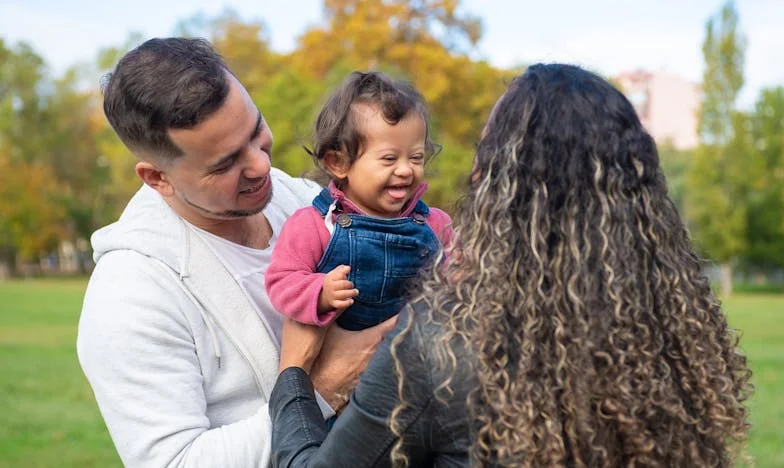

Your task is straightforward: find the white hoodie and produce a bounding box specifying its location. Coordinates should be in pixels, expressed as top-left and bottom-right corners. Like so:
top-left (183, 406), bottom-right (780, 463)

top-left (77, 168), bottom-right (322, 467)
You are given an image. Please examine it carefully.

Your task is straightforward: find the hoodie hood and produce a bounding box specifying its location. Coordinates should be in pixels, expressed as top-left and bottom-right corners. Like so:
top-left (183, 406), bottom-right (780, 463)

top-left (91, 168), bottom-right (323, 276)
top-left (91, 184), bottom-right (188, 274)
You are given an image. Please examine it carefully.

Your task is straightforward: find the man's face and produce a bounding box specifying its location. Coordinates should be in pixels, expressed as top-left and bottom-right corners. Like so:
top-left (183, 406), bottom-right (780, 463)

top-left (162, 74), bottom-right (274, 225)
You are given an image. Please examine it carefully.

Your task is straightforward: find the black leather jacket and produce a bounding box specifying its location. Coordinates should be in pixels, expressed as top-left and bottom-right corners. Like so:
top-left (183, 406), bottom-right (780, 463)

top-left (270, 301), bottom-right (473, 467)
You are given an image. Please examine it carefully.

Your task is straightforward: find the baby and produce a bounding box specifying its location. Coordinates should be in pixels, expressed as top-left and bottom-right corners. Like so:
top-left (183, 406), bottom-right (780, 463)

top-left (265, 71), bottom-right (452, 331)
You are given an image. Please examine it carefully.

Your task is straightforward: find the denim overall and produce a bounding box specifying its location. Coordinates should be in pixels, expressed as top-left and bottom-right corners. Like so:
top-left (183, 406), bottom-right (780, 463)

top-left (313, 188), bottom-right (440, 331)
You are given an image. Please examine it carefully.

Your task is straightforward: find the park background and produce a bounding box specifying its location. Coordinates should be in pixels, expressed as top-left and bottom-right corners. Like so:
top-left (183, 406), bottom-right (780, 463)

top-left (1, 0), bottom-right (782, 466)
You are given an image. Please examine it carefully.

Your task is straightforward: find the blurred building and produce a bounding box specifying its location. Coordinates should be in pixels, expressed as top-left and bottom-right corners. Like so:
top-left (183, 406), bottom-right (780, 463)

top-left (614, 70), bottom-right (700, 150)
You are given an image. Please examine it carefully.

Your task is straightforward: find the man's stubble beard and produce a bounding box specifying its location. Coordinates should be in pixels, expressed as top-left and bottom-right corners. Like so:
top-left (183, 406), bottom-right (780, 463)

top-left (182, 186), bottom-right (273, 219)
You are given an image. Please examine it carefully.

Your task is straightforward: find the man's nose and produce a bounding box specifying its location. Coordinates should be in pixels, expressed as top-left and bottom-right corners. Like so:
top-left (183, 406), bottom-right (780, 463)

top-left (243, 147), bottom-right (271, 179)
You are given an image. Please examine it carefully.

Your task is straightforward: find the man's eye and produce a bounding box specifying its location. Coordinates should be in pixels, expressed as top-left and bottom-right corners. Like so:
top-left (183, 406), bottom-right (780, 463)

top-left (212, 164), bottom-right (232, 174)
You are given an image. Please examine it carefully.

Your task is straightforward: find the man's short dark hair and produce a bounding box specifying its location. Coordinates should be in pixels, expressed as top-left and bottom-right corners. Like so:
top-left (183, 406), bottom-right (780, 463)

top-left (101, 37), bottom-right (231, 162)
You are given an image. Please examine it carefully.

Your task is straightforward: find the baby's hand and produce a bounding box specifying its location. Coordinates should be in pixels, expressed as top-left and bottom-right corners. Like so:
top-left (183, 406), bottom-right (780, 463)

top-left (318, 265), bottom-right (359, 315)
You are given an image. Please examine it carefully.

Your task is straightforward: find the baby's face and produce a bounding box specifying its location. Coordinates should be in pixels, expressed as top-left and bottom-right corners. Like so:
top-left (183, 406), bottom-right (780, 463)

top-left (341, 104), bottom-right (427, 218)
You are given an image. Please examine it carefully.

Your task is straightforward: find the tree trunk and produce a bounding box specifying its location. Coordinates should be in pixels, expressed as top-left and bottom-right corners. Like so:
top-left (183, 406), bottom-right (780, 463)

top-left (720, 262), bottom-right (733, 297)
top-left (0, 246), bottom-right (17, 279)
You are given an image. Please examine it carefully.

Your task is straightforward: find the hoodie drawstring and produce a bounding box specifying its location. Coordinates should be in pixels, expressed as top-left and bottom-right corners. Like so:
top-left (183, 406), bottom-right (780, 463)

top-left (180, 221), bottom-right (222, 368)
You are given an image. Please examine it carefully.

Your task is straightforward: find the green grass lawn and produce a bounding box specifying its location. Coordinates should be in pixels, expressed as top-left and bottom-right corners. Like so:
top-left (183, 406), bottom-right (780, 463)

top-left (0, 278), bottom-right (121, 468)
top-left (723, 295), bottom-right (784, 468)
top-left (0, 279), bottom-right (781, 467)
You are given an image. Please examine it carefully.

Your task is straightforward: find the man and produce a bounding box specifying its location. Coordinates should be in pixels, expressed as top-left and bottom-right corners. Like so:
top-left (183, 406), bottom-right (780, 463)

top-left (77, 37), bottom-right (392, 467)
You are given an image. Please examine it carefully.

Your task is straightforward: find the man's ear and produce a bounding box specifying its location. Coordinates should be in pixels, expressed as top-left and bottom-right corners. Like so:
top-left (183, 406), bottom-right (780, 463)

top-left (323, 150), bottom-right (350, 179)
top-left (135, 161), bottom-right (175, 197)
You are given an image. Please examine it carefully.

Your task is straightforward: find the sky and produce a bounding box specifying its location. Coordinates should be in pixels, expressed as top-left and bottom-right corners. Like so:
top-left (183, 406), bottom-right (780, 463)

top-left (1, 0), bottom-right (782, 109)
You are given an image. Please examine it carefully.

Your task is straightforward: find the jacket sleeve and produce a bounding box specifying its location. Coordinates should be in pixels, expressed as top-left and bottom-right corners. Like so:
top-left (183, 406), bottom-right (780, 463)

top-left (265, 208), bottom-right (339, 326)
top-left (77, 251), bottom-right (273, 468)
top-left (270, 306), bottom-right (434, 467)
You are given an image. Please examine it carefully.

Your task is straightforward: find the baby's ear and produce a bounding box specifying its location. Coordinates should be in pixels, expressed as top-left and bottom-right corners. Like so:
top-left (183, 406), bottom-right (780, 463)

top-left (323, 150), bottom-right (350, 179)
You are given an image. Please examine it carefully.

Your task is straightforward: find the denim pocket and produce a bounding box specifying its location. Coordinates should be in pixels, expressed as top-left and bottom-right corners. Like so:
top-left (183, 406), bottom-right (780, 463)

top-left (348, 231), bottom-right (434, 304)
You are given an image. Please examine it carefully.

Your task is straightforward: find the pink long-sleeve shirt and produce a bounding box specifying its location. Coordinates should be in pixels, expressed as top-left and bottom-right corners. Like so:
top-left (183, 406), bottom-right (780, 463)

top-left (265, 183), bottom-right (453, 326)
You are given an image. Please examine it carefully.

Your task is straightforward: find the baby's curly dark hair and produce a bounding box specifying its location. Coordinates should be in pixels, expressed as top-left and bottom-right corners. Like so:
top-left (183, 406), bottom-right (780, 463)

top-left (307, 71), bottom-right (440, 184)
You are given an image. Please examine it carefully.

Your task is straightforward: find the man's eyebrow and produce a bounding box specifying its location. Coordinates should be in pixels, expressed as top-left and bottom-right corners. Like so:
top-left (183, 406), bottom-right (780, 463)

top-left (207, 111), bottom-right (263, 172)
top-left (250, 110), bottom-right (264, 141)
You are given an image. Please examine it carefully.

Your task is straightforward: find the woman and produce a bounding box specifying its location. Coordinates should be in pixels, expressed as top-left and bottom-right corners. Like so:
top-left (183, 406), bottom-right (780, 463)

top-left (270, 63), bottom-right (752, 467)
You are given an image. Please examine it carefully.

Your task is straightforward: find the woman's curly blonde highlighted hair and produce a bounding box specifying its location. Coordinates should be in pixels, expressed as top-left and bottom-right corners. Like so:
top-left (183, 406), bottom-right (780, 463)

top-left (390, 63), bottom-right (751, 467)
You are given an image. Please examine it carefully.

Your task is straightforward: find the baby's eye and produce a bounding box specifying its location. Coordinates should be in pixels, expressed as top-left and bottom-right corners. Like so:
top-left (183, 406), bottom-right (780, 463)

top-left (382, 154), bottom-right (397, 161)
top-left (411, 153), bottom-right (425, 163)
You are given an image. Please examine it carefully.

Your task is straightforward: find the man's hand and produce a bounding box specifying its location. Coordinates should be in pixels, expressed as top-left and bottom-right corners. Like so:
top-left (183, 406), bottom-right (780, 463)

top-left (317, 265), bottom-right (359, 315)
top-left (311, 316), bottom-right (398, 411)
top-left (278, 319), bottom-right (328, 374)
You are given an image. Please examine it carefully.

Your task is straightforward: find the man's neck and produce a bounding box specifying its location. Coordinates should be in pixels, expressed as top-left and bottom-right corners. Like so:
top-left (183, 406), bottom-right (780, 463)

top-left (168, 200), bottom-right (273, 249)
top-left (197, 215), bottom-right (272, 249)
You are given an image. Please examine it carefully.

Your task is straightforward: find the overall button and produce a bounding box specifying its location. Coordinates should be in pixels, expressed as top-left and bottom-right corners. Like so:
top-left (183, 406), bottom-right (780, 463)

top-left (412, 213), bottom-right (426, 224)
top-left (420, 248), bottom-right (430, 257)
top-left (336, 214), bottom-right (352, 228)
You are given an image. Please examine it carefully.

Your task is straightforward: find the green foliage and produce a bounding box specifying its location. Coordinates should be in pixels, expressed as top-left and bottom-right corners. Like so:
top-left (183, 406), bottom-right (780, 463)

top-left (423, 134), bottom-right (474, 213)
top-left (208, 0), bottom-right (502, 206)
top-left (2, 0), bottom-right (783, 275)
top-left (249, 67), bottom-right (339, 179)
top-left (687, 124), bottom-right (751, 263)
top-left (657, 141), bottom-right (693, 216)
top-left (684, 2), bottom-right (784, 283)
top-left (686, 1), bottom-right (748, 294)
top-left (0, 157), bottom-right (67, 260)
top-left (0, 41), bottom-right (68, 260)
top-left (743, 87), bottom-right (784, 268)
top-left (0, 39), bottom-right (47, 164)
top-left (698, 1), bottom-right (745, 146)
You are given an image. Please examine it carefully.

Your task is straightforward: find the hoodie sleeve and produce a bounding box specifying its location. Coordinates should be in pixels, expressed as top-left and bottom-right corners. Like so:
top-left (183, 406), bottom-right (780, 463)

top-left (78, 251), bottom-right (274, 468)
top-left (265, 207), bottom-right (339, 326)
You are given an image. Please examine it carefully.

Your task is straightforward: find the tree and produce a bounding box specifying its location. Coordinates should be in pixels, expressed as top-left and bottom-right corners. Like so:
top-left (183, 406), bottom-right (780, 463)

top-left (0, 39), bottom-right (68, 271)
top-left (686, 1), bottom-right (746, 296)
top-left (0, 154), bottom-right (67, 263)
top-left (251, 65), bottom-right (348, 179)
top-left (657, 140), bottom-right (694, 217)
top-left (743, 87), bottom-right (784, 270)
top-left (0, 39), bottom-right (117, 271)
top-left (283, 0), bottom-right (511, 207)
top-left (40, 69), bottom-right (109, 241)
top-left (0, 39), bottom-right (48, 165)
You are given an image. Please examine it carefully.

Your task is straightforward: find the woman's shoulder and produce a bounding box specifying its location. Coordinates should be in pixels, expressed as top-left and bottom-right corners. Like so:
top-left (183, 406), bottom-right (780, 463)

top-left (401, 299), bottom-right (461, 351)
top-left (402, 298), bottom-right (476, 420)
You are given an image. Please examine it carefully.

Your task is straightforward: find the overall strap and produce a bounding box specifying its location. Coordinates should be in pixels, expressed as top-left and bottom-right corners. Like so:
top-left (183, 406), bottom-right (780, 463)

top-left (311, 188), bottom-right (341, 235)
top-left (411, 199), bottom-right (431, 217)
top-left (311, 188), bottom-right (334, 216)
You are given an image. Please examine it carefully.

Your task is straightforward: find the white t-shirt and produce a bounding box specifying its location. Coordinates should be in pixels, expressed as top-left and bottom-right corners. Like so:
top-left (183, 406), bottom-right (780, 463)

top-left (189, 201), bottom-right (292, 348)
top-left (189, 200), bottom-right (336, 417)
